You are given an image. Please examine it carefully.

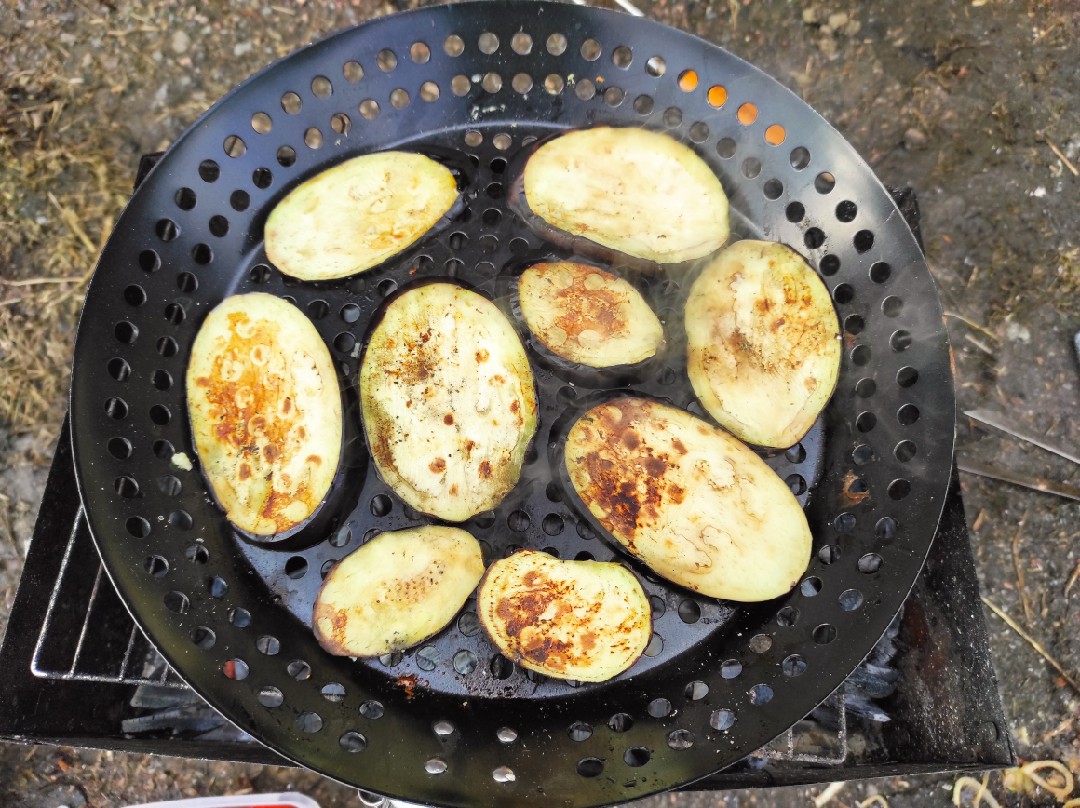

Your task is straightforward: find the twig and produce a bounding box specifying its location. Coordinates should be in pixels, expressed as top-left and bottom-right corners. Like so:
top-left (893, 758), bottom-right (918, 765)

top-left (964, 410), bottom-right (1080, 466)
top-left (982, 597), bottom-right (1080, 695)
top-left (1065, 560), bottom-right (1080, 599)
top-left (1010, 512), bottom-right (1033, 624)
top-left (0, 276), bottom-right (85, 286)
top-left (944, 311), bottom-right (1000, 342)
top-left (1043, 136), bottom-right (1079, 177)
top-left (813, 782), bottom-right (846, 807)
top-left (46, 191), bottom-right (97, 255)
top-left (964, 333), bottom-right (995, 355)
top-left (957, 455), bottom-right (1080, 502)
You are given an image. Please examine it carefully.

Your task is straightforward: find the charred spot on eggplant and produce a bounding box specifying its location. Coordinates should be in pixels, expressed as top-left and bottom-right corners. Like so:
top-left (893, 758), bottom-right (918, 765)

top-left (563, 397), bottom-right (812, 602)
top-left (359, 282), bottom-right (538, 522)
top-left (186, 292), bottom-right (343, 537)
top-left (685, 240), bottom-right (841, 449)
top-left (518, 262), bottom-right (665, 369)
top-left (265, 150), bottom-right (461, 281)
top-left (314, 525), bottom-right (484, 657)
top-left (477, 549), bottom-right (651, 682)
top-left (510, 127), bottom-right (730, 266)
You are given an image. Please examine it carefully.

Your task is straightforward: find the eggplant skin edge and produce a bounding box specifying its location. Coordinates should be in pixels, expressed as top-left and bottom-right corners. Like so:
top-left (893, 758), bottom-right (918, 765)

top-left (685, 239), bottom-right (842, 449)
top-left (477, 549), bottom-right (652, 683)
top-left (359, 282), bottom-right (538, 522)
top-left (563, 397), bottom-right (812, 602)
top-left (515, 127), bottom-right (730, 266)
top-left (313, 525), bottom-right (485, 657)
top-left (264, 151), bottom-right (460, 281)
top-left (185, 292), bottom-right (342, 536)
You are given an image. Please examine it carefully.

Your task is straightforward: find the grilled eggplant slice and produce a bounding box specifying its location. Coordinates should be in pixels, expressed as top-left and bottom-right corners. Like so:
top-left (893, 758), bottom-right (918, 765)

top-left (264, 151), bottom-right (459, 281)
top-left (518, 262), bottom-right (664, 368)
top-left (685, 240), bottom-right (841, 448)
top-left (477, 549), bottom-right (650, 682)
top-left (313, 525), bottom-right (484, 657)
top-left (564, 397), bottom-right (811, 602)
top-left (359, 283), bottom-right (538, 521)
top-left (515, 127), bottom-right (729, 265)
top-left (186, 292), bottom-right (342, 536)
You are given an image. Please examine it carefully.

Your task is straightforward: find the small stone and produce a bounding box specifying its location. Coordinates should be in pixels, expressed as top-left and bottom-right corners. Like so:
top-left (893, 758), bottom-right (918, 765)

top-left (904, 128), bottom-right (928, 148)
top-left (234, 41), bottom-right (253, 57)
top-left (828, 11), bottom-right (849, 29)
top-left (843, 19), bottom-right (862, 36)
top-left (1005, 321), bottom-right (1031, 343)
top-left (170, 30), bottom-right (191, 53)
top-left (802, 7), bottom-right (820, 24)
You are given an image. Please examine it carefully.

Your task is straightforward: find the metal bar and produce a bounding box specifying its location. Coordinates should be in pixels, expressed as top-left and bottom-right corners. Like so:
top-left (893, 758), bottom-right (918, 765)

top-left (68, 564), bottom-right (104, 675)
top-left (30, 506), bottom-right (83, 677)
top-left (118, 623), bottom-right (139, 680)
top-left (965, 409), bottom-right (1080, 467)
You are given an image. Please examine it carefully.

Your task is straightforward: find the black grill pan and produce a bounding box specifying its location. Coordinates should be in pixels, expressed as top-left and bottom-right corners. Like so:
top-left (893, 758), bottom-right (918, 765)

top-left (69, 3), bottom-right (955, 805)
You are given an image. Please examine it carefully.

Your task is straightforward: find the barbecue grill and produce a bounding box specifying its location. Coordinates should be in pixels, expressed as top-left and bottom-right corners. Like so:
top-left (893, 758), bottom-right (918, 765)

top-left (0, 2), bottom-right (1015, 805)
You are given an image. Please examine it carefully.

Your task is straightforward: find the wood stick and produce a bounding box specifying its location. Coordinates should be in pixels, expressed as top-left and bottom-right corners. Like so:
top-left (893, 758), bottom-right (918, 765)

top-left (981, 597), bottom-right (1080, 695)
top-left (957, 456), bottom-right (1080, 502)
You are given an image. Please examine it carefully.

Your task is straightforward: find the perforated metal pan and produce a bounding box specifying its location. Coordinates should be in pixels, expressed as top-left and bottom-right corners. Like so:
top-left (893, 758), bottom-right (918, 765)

top-left (69, 3), bottom-right (955, 805)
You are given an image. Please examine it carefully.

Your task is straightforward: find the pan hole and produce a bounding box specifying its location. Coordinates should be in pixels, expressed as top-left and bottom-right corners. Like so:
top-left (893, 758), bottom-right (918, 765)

top-left (453, 650), bottom-right (478, 675)
top-left (888, 479), bottom-right (912, 500)
top-left (108, 358), bottom-right (131, 382)
top-left (164, 303), bottom-right (184, 326)
top-left (678, 599), bottom-right (701, 624)
top-left (334, 332), bottom-right (357, 354)
top-left (507, 510), bottom-right (530, 532)
top-left (330, 113), bottom-right (351, 135)
top-left (416, 81), bottom-right (439, 104)
top-left (702, 86), bottom-right (727, 111)
top-left (851, 345), bottom-right (872, 366)
top-left (677, 69), bottom-right (698, 91)
top-left (168, 510), bottom-right (192, 530)
top-left (782, 654), bottom-right (807, 677)
top-left (447, 75), bottom-right (469, 97)
top-left (433, 719), bottom-right (454, 737)
top-left (604, 86), bottom-right (625, 107)
top-left (155, 219), bottom-right (179, 242)
top-left (198, 159), bottom-right (220, 182)
top-left (854, 229), bottom-right (875, 253)
top-left (741, 156), bottom-right (761, 179)
top-left (491, 134), bottom-right (512, 153)
top-left (296, 712), bottom-right (322, 733)
top-left (252, 167), bottom-right (273, 188)
top-left (319, 560), bottom-right (334, 579)
top-left (785, 201), bottom-right (804, 223)
top-left (444, 34), bottom-right (465, 56)
top-left (497, 727), bottom-right (518, 744)
top-left (230, 190), bottom-right (250, 211)
top-left (663, 106), bottom-right (682, 127)
top-left (644, 633), bottom-right (663, 657)
top-left (150, 404), bottom-right (171, 425)
top-left (763, 178), bottom-right (784, 199)
top-left (710, 708), bottom-right (735, 731)
top-left (164, 590), bottom-right (189, 614)
top-left (765, 124), bottom-right (786, 145)
top-left (115, 475), bottom-right (139, 497)
top-left (580, 38), bottom-right (601, 61)
top-left (624, 748), bottom-right (651, 767)
top-left (127, 517), bottom-right (150, 538)
top-left (576, 521), bottom-right (595, 540)
top-left (139, 249), bottom-right (160, 273)
top-left (287, 659), bottom-right (312, 681)
top-left (190, 626), bottom-right (216, 650)
top-left (276, 146), bottom-right (296, 167)
top-left (377, 278), bottom-right (398, 297)
top-left (458, 611), bottom-right (481, 636)
top-left (814, 624), bottom-right (837, 644)
top-left (814, 171), bottom-right (835, 194)
top-left (646, 55), bottom-right (666, 76)
top-left (819, 544), bottom-right (841, 564)
top-left (248, 265), bottom-right (272, 285)
top-left (105, 397), bottom-right (128, 420)
top-left (577, 758), bottom-right (604, 778)
top-left (359, 99), bottom-right (380, 120)
top-left (609, 713), bottom-right (633, 732)
top-left (720, 659), bottom-right (742, 679)
top-left (174, 187), bottom-right (196, 210)
top-left (307, 299), bottom-right (329, 320)
top-left (359, 700), bottom-right (384, 719)
top-left (852, 444), bottom-right (874, 465)
top-left (846, 315), bottom-right (866, 335)
top-left (876, 517), bottom-right (898, 539)
top-left (256, 635), bottom-right (280, 655)
top-left (897, 403), bottom-right (920, 425)
top-left (835, 199), bottom-right (858, 222)
top-left (832, 283), bottom-right (854, 304)
top-left (667, 730), bottom-right (695, 751)
top-left (478, 32), bottom-right (499, 54)
top-left (489, 654), bottom-right (513, 679)
top-left (343, 60), bottom-right (363, 82)
top-left (223, 135), bottom-right (246, 158)
top-left (839, 588), bottom-right (864, 611)
top-left (511, 32), bottom-right (533, 55)
top-left (425, 759), bottom-right (447, 775)
top-left (108, 437), bottom-right (132, 459)
top-left (281, 92), bottom-right (302, 114)
top-left (144, 555), bottom-right (168, 577)
top-left (819, 254), bottom-right (840, 276)
top-left (715, 137), bottom-right (737, 159)
top-left (192, 243), bottom-right (213, 265)
top-left (686, 680), bottom-right (711, 703)
top-left (883, 295), bottom-right (904, 317)
top-left (482, 73), bottom-right (503, 93)
top-left (542, 514), bottom-right (564, 535)
top-left (649, 596), bottom-right (665, 617)
top-left (370, 494), bottom-right (392, 517)
top-left (258, 686), bottom-right (283, 708)
top-left (208, 576), bottom-right (227, 597)
top-left (340, 731), bottom-right (367, 753)
top-left (319, 682), bottom-right (345, 703)
top-left (544, 74), bottom-right (565, 95)
top-left (613, 45), bottom-right (633, 67)
top-left (786, 443), bottom-right (807, 463)
top-left (633, 93), bottom-right (654, 114)
top-left (789, 146), bottom-right (811, 170)
top-left (737, 102), bottom-right (758, 125)
top-left (799, 227), bottom-right (825, 250)
top-left (416, 646), bottom-right (440, 672)
top-left (776, 605), bottom-right (800, 626)
top-left (749, 634), bottom-right (772, 653)
top-left (749, 684), bottom-right (773, 706)
top-left (801, 576), bottom-right (822, 597)
top-left (569, 721), bottom-right (593, 741)
top-left (575, 79), bottom-right (596, 101)
top-left (389, 88), bottom-right (409, 110)
top-left (870, 261), bottom-right (891, 283)
top-left (285, 556), bottom-right (308, 579)
top-left (310, 75), bottom-right (332, 98)
top-left (340, 304), bottom-right (361, 324)
top-left (648, 698), bottom-right (672, 718)
top-left (185, 543), bottom-right (209, 564)
top-left (896, 367), bottom-right (919, 388)
top-left (376, 48), bottom-right (398, 72)
top-left (834, 512), bottom-right (856, 533)
top-left (304, 127), bottom-right (324, 148)
top-left (858, 553), bottom-right (884, 573)
top-left (895, 440), bottom-right (917, 462)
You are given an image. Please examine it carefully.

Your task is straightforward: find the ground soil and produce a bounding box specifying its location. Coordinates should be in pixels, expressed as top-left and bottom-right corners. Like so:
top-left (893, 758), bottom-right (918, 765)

top-left (1, 0), bottom-right (1077, 806)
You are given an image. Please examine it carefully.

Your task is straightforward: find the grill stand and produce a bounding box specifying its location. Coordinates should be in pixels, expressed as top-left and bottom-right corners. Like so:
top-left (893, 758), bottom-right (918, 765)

top-left (0, 160), bottom-right (1015, 791)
